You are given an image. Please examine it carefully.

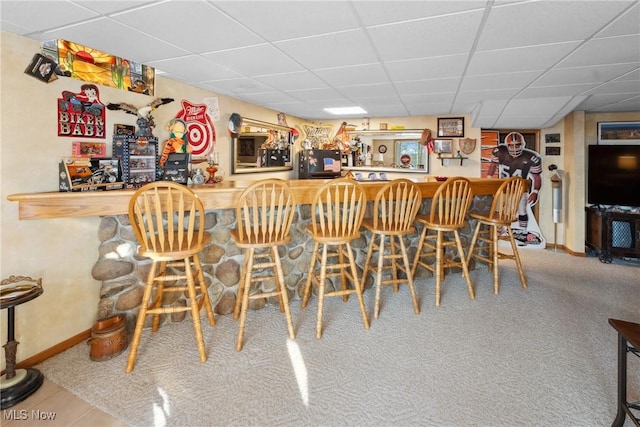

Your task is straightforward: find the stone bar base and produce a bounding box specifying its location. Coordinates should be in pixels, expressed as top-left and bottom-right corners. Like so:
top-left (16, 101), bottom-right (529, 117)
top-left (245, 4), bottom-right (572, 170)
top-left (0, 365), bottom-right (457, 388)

top-left (9, 178), bottom-right (503, 331)
top-left (93, 195), bottom-right (492, 331)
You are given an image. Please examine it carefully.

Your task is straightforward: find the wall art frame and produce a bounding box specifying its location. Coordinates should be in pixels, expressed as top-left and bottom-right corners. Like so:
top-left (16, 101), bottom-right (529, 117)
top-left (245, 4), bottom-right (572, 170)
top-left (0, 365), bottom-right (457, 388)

top-left (434, 139), bottom-right (453, 154)
top-left (437, 117), bottom-right (464, 138)
top-left (597, 121), bottom-right (640, 145)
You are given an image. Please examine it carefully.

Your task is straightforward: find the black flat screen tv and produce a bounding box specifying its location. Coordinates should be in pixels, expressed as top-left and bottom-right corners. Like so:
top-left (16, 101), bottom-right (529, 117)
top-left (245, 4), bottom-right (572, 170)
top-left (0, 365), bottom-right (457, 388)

top-left (588, 144), bottom-right (640, 208)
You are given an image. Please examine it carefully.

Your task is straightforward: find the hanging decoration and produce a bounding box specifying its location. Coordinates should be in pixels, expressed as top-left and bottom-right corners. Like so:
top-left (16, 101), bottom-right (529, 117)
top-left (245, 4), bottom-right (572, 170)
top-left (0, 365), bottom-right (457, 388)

top-left (228, 113), bottom-right (243, 138)
top-left (43, 39), bottom-right (155, 95)
top-left (57, 85), bottom-right (106, 138)
top-left (332, 121), bottom-right (352, 154)
top-left (301, 123), bottom-right (333, 149)
top-left (106, 98), bottom-right (174, 138)
top-left (459, 137), bottom-right (476, 155)
top-left (174, 100), bottom-right (216, 156)
top-left (420, 128), bottom-right (434, 154)
top-left (24, 53), bottom-right (58, 83)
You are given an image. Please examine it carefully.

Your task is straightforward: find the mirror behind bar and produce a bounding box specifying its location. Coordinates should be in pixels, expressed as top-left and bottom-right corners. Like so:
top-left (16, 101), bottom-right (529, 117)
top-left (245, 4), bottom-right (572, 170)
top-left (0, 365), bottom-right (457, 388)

top-left (232, 117), bottom-right (293, 174)
top-left (347, 130), bottom-right (429, 174)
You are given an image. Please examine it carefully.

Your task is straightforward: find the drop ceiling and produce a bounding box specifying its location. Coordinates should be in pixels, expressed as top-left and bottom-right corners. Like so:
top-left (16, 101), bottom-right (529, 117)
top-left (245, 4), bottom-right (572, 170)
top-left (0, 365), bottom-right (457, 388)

top-left (1, 0), bottom-right (639, 129)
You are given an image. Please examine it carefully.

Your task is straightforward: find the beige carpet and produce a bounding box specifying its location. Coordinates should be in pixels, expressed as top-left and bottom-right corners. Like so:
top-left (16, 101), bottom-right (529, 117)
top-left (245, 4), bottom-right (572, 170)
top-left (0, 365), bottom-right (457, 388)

top-left (37, 249), bottom-right (640, 426)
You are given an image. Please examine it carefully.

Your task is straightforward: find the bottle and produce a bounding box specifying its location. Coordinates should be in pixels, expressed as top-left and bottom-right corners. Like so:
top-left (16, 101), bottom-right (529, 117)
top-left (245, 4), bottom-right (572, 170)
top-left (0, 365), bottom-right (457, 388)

top-left (191, 168), bottom-right (205, 185)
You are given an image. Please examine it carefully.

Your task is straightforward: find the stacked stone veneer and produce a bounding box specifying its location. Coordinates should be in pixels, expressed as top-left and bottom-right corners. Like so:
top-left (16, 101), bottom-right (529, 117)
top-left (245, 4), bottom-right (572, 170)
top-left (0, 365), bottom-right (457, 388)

top-left (92, 195), bottom-right (491, 331)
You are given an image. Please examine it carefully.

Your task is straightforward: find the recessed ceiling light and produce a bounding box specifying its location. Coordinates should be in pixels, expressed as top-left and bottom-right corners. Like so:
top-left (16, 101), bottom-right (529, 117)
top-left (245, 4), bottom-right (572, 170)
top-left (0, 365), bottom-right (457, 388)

top-left (323, 106), bottom-right (367, 115)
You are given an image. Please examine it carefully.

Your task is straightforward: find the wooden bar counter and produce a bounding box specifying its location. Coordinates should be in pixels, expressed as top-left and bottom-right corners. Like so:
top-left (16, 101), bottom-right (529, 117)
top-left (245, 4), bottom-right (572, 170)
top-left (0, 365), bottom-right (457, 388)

top-left (8, 178), bottom-right (503, 220)
top-left (7, 177), bottom-right (504, 327)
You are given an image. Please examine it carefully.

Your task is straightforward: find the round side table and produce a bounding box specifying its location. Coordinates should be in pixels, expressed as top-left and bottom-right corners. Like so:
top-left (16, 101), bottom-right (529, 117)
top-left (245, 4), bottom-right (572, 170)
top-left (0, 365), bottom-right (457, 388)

top-left (1, 276), bottom-right (44, 409)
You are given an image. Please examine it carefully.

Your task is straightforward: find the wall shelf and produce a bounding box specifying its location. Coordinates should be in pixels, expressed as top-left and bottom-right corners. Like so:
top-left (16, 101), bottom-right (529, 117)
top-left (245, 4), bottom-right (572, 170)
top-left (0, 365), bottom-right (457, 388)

top-left (437, 153), bottom-right (468, 166)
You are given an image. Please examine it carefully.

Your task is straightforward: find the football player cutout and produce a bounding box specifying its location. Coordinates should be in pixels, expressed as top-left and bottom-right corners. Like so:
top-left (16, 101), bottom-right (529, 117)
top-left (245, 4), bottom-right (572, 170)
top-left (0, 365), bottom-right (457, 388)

top-left (486, 131), bottom-right (545, 248)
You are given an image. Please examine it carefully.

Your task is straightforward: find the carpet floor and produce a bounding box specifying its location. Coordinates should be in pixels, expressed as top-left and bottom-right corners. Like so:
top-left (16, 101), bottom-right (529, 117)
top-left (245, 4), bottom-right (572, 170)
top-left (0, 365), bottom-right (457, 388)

top-left (36, 249), bottom-right (640, 426)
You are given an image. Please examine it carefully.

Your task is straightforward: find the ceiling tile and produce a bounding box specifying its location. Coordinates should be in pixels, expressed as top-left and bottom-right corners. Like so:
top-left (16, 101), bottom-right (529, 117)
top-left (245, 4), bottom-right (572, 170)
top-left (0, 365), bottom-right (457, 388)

top-left (595, 2), bottom-right (640, 38)
top-left (503, 96), bottom-right (574, 116)
top-left (407, 102), bottom-right (457, 116)
top-left (385, 54), bottom-right (468, 81)
top-left (517, 84), bottom-right (601, 98)
top-left (477, 1), bottom-right (632, 50)
top-left (395, 78), bottom-right (461, 95)
top-left (314, 64), bottom-right (390, 87)
top-left (40, 19), bottom-right (189, 63)
top-left (109, 2), bottom-right (264, 53)
top-left (202, 77), bottom-right (275, 95)
top-left (582, 78), bottom-right (640, 96)
top-left (75, 1), bottom-right (156, 15)
top-left (364, 104), bottom-right (412, 117)
top-left (214, 1), bottom-right (360, 41)
top-left (147, 55), bottom-right (242, 82)
top-left (0, 1), bottom-right (99, 33)
top-left (556, 35), bottom-right (640, 68)
top-left (402, 92), bottom-right (456, 105)
top-left (202, 44), bottom-right (304, 76)
top-left (535, 63), bottom-right (639, 88)
top-left (460, 71), bottom-right (541, 92)
top-left (367, 10), bottom-right (484, 61)
top-left (253, 71), bottom-right (329, 92)
top-left (275, 30), bottom-right (380, 69)
top-left (2, 0), bottom-right (637, 128)
top-left (352, 1), bottom-right (485, 26)
top-left (238, 91), bottom-right (301, 105)
top-left (287, 87), bottom-right (349, 102)
top-left (467, 42), bottom-right (581, 76)
top-left (338, 83), bottom-right (398, 99)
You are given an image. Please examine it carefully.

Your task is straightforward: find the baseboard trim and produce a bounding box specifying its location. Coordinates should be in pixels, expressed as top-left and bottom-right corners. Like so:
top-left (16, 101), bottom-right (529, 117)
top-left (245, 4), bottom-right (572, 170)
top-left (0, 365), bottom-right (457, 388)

top-left (7, 329), bottom-right (92, 373)
top-left (546, 244), bottom-right (586, 257)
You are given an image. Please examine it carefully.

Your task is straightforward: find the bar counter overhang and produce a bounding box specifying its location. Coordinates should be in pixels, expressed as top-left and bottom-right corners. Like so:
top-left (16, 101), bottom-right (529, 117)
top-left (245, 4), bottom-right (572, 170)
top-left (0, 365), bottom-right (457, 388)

top-left (8, 178), bottom-right (504, 220)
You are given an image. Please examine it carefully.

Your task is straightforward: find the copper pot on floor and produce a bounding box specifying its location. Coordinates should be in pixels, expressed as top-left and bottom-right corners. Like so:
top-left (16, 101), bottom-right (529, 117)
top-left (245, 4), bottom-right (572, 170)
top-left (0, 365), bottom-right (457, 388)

top-left (88, 315), bottom-right (128, 362)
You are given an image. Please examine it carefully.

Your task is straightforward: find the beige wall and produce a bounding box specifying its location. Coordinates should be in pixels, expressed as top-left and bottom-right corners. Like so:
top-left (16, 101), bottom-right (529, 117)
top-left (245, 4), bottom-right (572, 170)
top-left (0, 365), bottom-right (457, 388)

top-left (2, 31), bottom-right (637, 369)
top-left (0, 31), bottom-right (309, 369)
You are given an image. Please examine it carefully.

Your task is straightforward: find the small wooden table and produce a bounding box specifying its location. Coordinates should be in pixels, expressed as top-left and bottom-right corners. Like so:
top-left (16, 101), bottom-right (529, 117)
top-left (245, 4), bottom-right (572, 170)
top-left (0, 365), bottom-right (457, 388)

top-left (609, 318), bottom-right (640, 427)
top-left (0, 276), bottom-right (44, 409)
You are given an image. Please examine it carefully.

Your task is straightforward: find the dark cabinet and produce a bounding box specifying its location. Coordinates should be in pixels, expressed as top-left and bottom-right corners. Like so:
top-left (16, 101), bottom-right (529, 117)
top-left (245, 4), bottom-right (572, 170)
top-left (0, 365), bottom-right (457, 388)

top-left (586, 206), bottom-right (640, 263)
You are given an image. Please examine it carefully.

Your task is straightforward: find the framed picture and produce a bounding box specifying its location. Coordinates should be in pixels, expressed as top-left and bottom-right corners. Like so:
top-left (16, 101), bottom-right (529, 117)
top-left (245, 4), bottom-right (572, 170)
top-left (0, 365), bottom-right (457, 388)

top-left (545, 133), bottom-right (561, 144)
top-left (545, 146), bottom-right (561, 156)
top-left (598, 121), bottom-right (640, 144)
top-left (434, 139), bottom-right (452, 154)
top-left (437, 117), bottom-right (464, 137)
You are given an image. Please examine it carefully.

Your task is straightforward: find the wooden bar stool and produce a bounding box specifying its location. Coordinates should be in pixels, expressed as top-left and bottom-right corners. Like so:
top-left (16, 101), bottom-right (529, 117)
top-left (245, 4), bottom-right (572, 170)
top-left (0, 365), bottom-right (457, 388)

top-left (466, 176), bottom-right (528, 294)
top-left (411, 176), bottom-right (475, 307)
top-left (126, 181), bottom-right (216, 373)
top-left (302, 178), bottom-right (369, 339)
top-left (231, 179), bottom-right (296, 351)
top-left (361, 179), bottom-right (422, 319)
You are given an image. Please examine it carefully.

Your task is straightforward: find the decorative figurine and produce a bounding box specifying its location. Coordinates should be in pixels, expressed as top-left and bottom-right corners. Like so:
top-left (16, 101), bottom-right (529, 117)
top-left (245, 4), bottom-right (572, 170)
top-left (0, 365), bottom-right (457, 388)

top-left (159, 118), bottom-right (191, 167)
top-left (106, 97), bottom-right (174, 138)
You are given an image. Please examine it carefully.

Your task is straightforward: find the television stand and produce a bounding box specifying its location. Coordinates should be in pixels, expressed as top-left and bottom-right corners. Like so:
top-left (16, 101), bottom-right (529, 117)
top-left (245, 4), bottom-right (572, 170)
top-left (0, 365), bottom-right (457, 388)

top-left (586, 206), bottom-right (640, 263)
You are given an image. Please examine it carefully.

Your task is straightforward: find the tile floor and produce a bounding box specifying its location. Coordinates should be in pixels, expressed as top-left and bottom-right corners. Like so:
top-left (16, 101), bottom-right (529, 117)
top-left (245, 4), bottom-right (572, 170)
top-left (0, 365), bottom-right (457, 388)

top-left (2, 378), bottom-right (126, 427)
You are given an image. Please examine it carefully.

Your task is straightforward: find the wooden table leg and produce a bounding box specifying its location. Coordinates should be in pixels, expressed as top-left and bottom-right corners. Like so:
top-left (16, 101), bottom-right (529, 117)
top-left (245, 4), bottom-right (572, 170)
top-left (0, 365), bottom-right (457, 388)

top-left (612, 330), bottom-right (628, 427)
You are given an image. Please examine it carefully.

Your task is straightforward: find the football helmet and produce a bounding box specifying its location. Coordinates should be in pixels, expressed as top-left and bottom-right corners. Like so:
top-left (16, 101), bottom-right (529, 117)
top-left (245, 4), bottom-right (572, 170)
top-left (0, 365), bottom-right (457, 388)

top-left (504, 132), bottom-right (525, 157)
